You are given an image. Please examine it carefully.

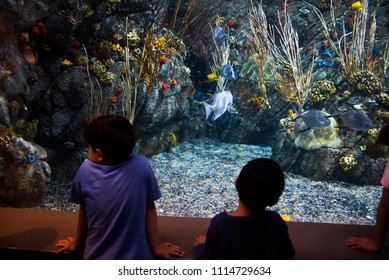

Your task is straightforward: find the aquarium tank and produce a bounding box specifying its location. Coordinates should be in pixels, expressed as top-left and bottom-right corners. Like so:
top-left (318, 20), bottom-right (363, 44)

top-left (0, 0), bottom-right (388, 225)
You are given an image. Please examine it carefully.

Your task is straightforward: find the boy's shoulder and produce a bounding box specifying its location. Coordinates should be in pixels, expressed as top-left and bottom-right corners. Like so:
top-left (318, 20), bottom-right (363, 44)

top-left (210, 210), bottom-right (284, 228)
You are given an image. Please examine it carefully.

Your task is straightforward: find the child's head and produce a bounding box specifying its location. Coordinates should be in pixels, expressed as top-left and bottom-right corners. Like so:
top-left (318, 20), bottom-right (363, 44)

top-left (377, 125), bottom-right (389, 146)
top-left (84, 115), bottom-right (135, 165)
top-left (236, 158), bottom-right (285, 212)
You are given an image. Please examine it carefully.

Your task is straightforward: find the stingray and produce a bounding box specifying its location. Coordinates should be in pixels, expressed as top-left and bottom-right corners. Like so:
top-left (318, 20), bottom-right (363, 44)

top-left (203, 90), bottom-right (233, 125)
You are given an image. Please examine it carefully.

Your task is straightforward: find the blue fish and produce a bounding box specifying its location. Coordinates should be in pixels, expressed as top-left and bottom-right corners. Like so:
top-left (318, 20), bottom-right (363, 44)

top-left (214, 26), bottom-right (225, 46)
top-left (203, 90), bottom-right (233, 125)
top-left (317, 59), bottom-right (332, 67)
top-left (194, 89), bottom-right (206, 102)
top-left (322, 49), bottom-right (332, 57)
top-left (296, 110), bottom-right (331, 132)
top-left (218, 64), bottom-right (235, 80)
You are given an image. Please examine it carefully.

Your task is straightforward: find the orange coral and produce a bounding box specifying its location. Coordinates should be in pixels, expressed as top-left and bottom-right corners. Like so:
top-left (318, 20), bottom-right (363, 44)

top-left (109, 96), bottom-right (118, 103)
top-left (170, 79), bottom-right (177, 86)
top-left (115, 86), bottom-right (123, 96)
top-left (160, 56), bottom-right (168, 64)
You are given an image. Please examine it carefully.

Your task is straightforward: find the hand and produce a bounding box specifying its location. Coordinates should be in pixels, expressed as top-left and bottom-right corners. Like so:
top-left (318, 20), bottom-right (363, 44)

top-left (56, 236), bottom-right (76, 253)
top-left (193, 235), bottom-right (206, 247)
top-left (154, 242), bottom-right (184, 259)
top-left (344, 237), bottom-right (380, 252)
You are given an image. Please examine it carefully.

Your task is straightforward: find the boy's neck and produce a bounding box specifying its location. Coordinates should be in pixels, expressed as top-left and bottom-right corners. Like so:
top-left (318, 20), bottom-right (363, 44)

top-left (229, 201), bottom-right (263, 217)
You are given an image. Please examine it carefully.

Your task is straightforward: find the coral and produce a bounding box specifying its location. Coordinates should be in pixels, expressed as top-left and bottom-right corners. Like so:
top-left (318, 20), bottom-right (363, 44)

top-left (127, 31), bottom-right (140, 47)
top-left (310, 80), bottom-right (336, 105)
top-left (339, 154), bottom-right (357, 172)
top-left (96, 40), bottom-right (113, 60)
top-left (153, 37), bottom-right (167, 51)
top-left (317, 0), bottom-right (331, 10)
top-left (1, 59), bottom-right (17, 75)
top-left (99, 72), bottom-right (115, 85)
top-left (375, 92), bottom-right (389, 108)
top-left (349, 70), bottom-right (382, 94)
top-left (11, 119), bottom-right (38, 142)
top-left (61, 59), bottom-right (73, 67)
top-left (109, 96), bottom-right (118, 104)
top-left (0, 126), bottom-right (14, 150)
top-left (366, 128), bottom-right (380, 148)
top-left (92, 60), bottom-right (107, 77)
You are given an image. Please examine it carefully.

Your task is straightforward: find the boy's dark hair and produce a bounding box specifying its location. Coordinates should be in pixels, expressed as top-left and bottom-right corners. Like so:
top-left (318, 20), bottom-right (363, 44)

top-left (377, 125), bottom-right (389, 146)
top-left (84, 115), bottom-right (135, 165)
top-left (236, 158), bottom-right (285, 212)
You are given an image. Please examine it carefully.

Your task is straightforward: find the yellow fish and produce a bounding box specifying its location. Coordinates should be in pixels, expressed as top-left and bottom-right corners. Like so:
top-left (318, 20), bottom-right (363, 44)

top-left (281, 214), bottom-right (291, 222)
top-left (351, 1), bottom-right (362, 12)
top-left (207, 72), bottom-right (218, 81)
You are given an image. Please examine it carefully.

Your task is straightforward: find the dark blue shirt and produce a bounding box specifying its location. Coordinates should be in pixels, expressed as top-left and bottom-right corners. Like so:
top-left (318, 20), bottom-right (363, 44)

top-left (193, 211), bottom-right (295, 259)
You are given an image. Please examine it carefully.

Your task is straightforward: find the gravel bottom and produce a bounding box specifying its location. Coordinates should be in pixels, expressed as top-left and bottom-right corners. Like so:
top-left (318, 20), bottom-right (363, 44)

top-left (38, 138), bottom-right (382, 225)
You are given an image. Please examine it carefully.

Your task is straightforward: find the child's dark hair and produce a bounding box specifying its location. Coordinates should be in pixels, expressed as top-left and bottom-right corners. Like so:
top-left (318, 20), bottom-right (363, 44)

top-left (376, 125), bottom-right (389, 146)
top-left (84, 115), bottom-right (135, 165)
top-left (236, 158), bottom-right (285, 212)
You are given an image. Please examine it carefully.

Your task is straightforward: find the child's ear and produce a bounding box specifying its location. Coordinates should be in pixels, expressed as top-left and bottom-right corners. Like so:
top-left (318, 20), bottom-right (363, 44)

top-left (95, 148), bottom-right (104, 163)
top-left (234, 177), bottom-right (238, 187)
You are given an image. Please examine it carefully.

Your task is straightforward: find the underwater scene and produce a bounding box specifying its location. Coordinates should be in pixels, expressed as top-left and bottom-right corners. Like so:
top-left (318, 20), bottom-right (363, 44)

top-left (0, 0), bottom-right (388, 225)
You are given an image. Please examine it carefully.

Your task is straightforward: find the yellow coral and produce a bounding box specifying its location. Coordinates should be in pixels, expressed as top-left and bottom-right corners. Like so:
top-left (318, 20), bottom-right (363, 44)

top-left (153, 37), bottom-right (167, 51)
top-left (112, 43), bottom-right (123, 52)
top-left (127, 31), bottom-right (140, 47)
top-left (61, 59), bottom-right (73, 67)
top-left (339, 154), bottom-right (357, 172)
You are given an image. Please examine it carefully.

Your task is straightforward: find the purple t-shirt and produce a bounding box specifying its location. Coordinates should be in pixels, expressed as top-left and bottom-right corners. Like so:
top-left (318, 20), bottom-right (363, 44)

top-left (381, 157), bottom-right (389, 190)
top-left (70, 155), bottom-right (161, 259)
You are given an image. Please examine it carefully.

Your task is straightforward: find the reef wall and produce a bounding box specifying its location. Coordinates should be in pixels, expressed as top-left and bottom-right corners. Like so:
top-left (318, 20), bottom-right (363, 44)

top-left (0, 0), bottom-right (389, 207)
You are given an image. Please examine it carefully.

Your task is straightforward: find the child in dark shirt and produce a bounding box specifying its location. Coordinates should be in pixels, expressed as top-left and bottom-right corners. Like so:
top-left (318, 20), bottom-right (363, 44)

top-left (193, 158), bottom-right (295, 259)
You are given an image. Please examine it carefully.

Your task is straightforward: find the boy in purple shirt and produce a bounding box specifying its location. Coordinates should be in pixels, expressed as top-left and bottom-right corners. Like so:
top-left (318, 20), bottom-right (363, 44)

top-left (56, 115), bottom-right (183, 259)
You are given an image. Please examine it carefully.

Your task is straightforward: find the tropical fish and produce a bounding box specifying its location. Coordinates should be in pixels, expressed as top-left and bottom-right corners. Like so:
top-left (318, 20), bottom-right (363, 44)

top-left (203, 90), bottom-right (233, 125)
top-left (207, 72), bottom-right (218, 81)
top-left (351, 1), bottom-right (362, 12)
top-left (218, 64), bottom-right (235, 80)
top-left (214, 25), bottom-right (225, 46)
top-left (330, 109), bottom-right (374, 131)
top-left (295, 109), bottom-right (331, 132)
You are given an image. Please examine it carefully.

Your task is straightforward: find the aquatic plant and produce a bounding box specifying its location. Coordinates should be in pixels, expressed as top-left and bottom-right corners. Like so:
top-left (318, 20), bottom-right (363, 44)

top-left (245, 0), bottom-right (270, 107)
top-left (83, 44), bottom-right (105, 122)
top-left (310, 80), bottom-right (336, 105)
top-left (339, 154), bottom-right (357, 172)
top-left (268, 2), bottom-right (315, 111)
top-left (170, 0), bottom-right (203, 38)
top-left (308, 0), bottom-right (381, 82)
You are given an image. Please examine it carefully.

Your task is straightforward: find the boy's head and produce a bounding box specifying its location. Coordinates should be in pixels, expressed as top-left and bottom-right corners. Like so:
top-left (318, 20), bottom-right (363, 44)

top-left (84, 115), bottom-right (135, 165)
top-left (377, 125), bottom-right (389, 146)
top-left (236, 158), bottom-right (285, 212)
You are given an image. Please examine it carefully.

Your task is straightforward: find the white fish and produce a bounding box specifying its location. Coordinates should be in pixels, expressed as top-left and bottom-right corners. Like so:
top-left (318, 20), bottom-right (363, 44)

top-left (202, 90), bottom-right (233, 125)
